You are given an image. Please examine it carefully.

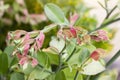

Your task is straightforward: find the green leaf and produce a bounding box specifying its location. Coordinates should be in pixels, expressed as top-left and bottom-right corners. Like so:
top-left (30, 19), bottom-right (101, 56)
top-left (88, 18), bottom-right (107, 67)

top-left (10, 72), bottom-right (24, 80)
top-left (66, 41), bottom-right (76, 55)
top-left (45, 51), bottom-right (59, 65)
top-left (37, 51), bottom-right (50, 68)
top-left (63, 68), bottom-right (83, 80)
top-left (68, 47), bottom-right (90, 66)
top-left (0, 53), bottom-right (8, 74)
top-left (28, 67), bottom-right (50, 80)
top-left (55, 71), bottom-right (66, 80)
top-left (44, 3), bottom-right (69, 25)
top-left (4, 46), bottom-right (16, 67)
top-left (22, 63), bottom-right (34, 75)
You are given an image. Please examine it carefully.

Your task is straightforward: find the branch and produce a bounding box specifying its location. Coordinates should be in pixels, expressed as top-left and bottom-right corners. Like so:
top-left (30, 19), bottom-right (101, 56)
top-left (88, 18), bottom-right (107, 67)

top-left (74, 70), bottom-right (79, 80)
top-left (106, 49), bottom-right (120, 67)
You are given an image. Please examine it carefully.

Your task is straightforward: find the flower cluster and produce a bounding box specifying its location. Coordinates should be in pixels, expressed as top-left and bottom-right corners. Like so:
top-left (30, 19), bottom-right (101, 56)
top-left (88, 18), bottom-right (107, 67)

top-left (7, 30), bottom-right (45, 68)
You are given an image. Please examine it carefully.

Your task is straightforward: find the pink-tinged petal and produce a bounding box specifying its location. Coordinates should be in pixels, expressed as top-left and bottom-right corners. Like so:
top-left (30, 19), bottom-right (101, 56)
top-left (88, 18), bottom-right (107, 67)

top-left (17, 53), bottom-right (23, 59)
top-left (90, 50), bottom-right (100, 61)
top-left (70, 13), bottom-right (79, 25)
top-left (24, 33), bottom-right (30, 40)
top-left (97, 30), bottom-right (107, 35)
top-left (19, 57), bottom-right (28, 66)
top-left (77, 38), bottom-right (81, 44)
top-left (23, 44), bottom-right (30, 56)
top-left (36, 32), bottom-right (45, 49)
top-left (31, 58), bottom-right (38, 67)
top-left (70, 27), bottom-right (77, 37)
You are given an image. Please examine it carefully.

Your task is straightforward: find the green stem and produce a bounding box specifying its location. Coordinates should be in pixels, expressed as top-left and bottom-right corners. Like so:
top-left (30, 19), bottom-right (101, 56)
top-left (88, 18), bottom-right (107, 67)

top-left (105, 5), bottom-right (117, 19)
top-left (86, 75), bottom-right (91, 80)
top-left (74, 71), bottom-right (79, 80)
top-left (106, 49), bottom-right (120, 67)
top-left (66, 48), bottom-right (76, 62)
top-left (55, 45), bottom-right (66, 72)
top-left (89, 17), bottom-right (120, 33)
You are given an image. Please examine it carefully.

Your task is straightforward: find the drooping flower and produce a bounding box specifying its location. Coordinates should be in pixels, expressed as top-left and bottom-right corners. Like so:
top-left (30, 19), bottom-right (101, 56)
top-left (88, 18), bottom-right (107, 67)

top-left (35, 32), bottom-right (45, 50)
top-left (23, 44), bottom-right (30, 56)
top-left (19, 57), bottom-right (38, 67)
top-left (70, 13), bottom-right (79, 26)
top-left (70, 27), bottom-right (77, 37)
top-left (19, 57), bottom-right (28, 66)
top-left (31, 58), bottom-right (38, 67)
top-left (91, 30), bottom-right (109, 42)
top-left (90, 48), bottom-right (106, 61)
top-left (90, 50), bottom-right (100, 61)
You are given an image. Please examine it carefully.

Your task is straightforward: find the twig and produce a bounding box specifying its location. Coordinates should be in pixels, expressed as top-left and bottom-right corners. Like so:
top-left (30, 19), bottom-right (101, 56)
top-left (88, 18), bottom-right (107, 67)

top-left (65, 48), bottom-right (76, 62)
top-left (74, 70), bottom-right (79, 80)
top-left (106, 49), bottom-right (120, 67)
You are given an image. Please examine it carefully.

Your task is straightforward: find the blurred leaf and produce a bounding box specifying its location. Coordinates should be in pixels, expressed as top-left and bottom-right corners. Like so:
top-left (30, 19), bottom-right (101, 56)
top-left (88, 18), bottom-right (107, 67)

top-left (75, 16), bottom-right (97, 31)
top-left (92, 41), bottom-right (113, 52)
top-left (36, 51), bottom-right (50, 68)
top-left (4, 46), bottom-right (17, 67)
top-left (28, 67), bottom-right (50, 80)
top-left (0, 53), bottom-right (8, 74)
top-left (66, 41), bottom-right (76, 55)
top-left (68, 46), bottom-right (90, 66)
top-left (55, 71), bottom-right (66, 80)
top-left (43, 48), bottom-right (59, 65)
top-left (44, 3), bottom-right (69, 26)
top-left (10, 72), bottom-right (24, 80)
top-left (97, 69), bottom-right (118, 80)
top-left (24, 0), bottom-right (43, 13)
top-left (63, 68), bottom-right (83, 80)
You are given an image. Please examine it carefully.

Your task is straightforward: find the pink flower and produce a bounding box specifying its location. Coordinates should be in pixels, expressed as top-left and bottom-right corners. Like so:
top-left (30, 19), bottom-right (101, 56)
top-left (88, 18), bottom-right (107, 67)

top-left (91, 30), bottom-right (109, 42)
top-left (23, 44), bottom-right (30, 56)
top-left (70, 27), bottom-right (77, 37)
top-left (90, 50), bottom-right (100, 61)
top-left (35, 32), bottom-right (45, 50)
top-left (70, 13), bottom-right (79, 26)
top-left (31, 58), bottom-right (38, 67)
top-left (19, 57), bottom-right (28, 66)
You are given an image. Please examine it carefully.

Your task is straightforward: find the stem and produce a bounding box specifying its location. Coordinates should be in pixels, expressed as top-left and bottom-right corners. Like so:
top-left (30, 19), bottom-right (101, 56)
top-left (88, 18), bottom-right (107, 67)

top-left (106, 49), bottom-right (120, 67)
top-left (105, 5), bottom-right (117, 19)
top-left (55, 45), bottom-right (66, 72)
top-left (65, 48), bottom-right (76, 62)
top-left (89, 17), bottom-right (120, 33)
top-left (86, 75), bottom-right (91, 80)
top-left (74, 71), bottom-right (79, 80)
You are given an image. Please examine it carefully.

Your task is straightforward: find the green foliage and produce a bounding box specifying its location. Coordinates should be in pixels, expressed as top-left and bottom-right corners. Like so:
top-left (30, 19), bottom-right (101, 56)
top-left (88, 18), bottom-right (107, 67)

top-left (0, 53), bottom-right (8, 74)
top-left (44, 3), bottom-right (69, 26)
top-left (10, 72), bottom-right (24, 80)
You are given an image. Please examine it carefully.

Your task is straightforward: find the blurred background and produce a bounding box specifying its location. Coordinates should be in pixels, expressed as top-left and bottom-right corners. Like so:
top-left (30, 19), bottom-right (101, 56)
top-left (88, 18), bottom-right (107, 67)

top-left (0, 0), bottom-right (120, 79)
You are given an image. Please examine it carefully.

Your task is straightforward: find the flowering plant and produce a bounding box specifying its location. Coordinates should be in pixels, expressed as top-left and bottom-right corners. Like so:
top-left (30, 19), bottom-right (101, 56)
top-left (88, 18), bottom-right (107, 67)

top-left (0, 1), bottom-right (120, 80)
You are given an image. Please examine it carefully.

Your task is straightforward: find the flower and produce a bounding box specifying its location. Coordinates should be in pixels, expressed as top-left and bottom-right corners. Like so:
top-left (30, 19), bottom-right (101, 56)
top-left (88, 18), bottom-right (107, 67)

top-left (70, 13), bottom-right (79, 26)
top-left (90, 48), bottom-right (106, 61)
top-left (31, 58), bottom-right (38, 67)
top-left (90, 50), bottom-right (100, 61)
top-left (91, 30), bottom-right (109, 42)
top-left (19, 57), bottom-right (38, 67)
top-left (23, 44), bottom-right (30, 56)
top-left (35, 32), bottom-right (45, 50)
top-left (70, 27), bottom-right (77, 37)
top-left (19, 57), bottom-right (28, 66)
